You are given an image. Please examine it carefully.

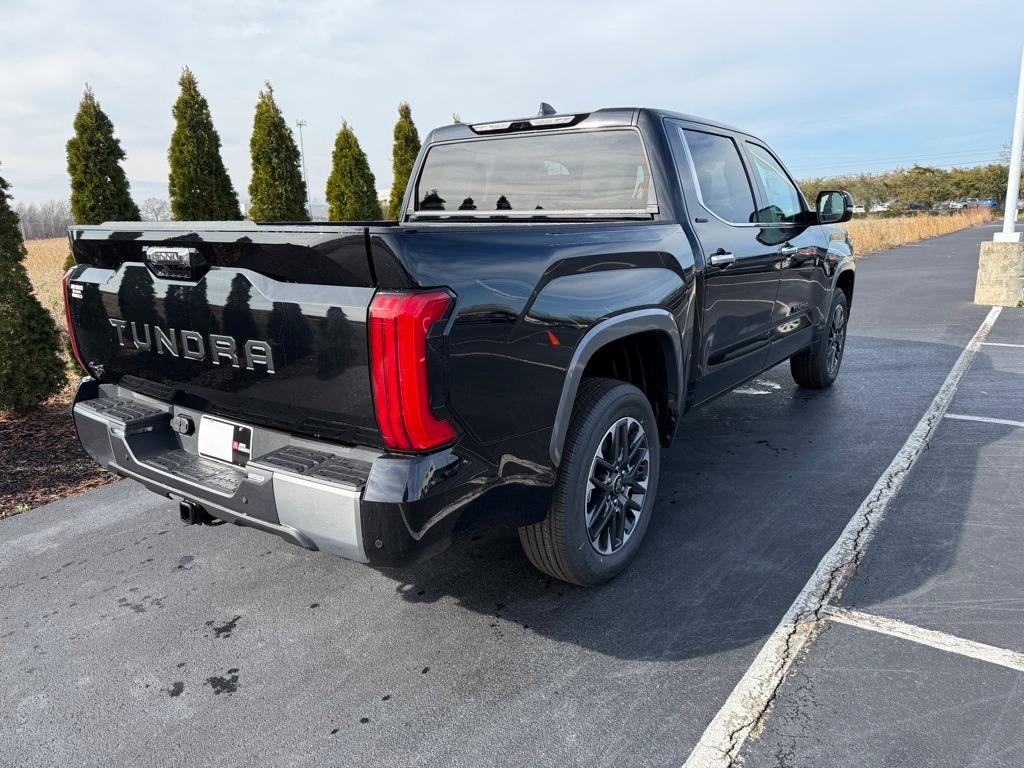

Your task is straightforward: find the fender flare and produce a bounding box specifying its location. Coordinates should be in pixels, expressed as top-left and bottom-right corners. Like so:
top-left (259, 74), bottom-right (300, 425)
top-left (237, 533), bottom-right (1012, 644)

top-left (548, 309), bottom-right (683, 466)
top-left (831, 262), bottom-right (856, 304)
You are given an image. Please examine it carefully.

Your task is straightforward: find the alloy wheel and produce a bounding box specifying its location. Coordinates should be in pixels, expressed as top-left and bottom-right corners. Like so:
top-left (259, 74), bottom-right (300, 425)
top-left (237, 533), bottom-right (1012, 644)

top-left (584, 416), bottom-right (650, 555)
top-left (826, 303), bottom-right (846, 376)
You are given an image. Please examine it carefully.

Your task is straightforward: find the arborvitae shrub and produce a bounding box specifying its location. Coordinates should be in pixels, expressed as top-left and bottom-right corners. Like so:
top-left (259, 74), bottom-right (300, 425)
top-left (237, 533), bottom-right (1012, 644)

top-left (0, 170), bottom-right (65, 411)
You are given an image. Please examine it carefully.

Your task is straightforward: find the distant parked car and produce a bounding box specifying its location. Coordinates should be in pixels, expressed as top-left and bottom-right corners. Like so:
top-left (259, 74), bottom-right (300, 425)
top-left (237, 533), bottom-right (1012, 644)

top-left (962, 198), bottom-right (998, 209)
top-left (851, 204), bottom-right (866, 214)
top-left (869, 203), bottom-right (889, 213)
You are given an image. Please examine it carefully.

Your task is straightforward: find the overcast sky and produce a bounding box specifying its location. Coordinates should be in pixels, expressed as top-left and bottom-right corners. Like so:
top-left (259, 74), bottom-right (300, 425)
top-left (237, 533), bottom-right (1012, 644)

top-left (2, 0), bottom-right (1024, 206)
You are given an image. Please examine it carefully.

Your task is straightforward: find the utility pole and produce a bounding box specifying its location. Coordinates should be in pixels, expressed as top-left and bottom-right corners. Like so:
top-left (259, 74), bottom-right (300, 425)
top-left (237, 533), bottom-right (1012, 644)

top-left (995, 45), bottom-right (1024, 243)
top-left (296, 119), bottom-right (312, 219)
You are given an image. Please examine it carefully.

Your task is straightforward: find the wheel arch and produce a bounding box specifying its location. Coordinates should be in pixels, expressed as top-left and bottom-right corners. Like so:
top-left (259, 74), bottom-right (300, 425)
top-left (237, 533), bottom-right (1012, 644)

top-left (549, 309), bottom-right (683, 466)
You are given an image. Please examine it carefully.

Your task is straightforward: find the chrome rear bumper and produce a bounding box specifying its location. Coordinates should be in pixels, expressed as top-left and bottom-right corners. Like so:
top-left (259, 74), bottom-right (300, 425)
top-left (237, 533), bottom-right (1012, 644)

top-left (73, 382), bottom-right (374, 562)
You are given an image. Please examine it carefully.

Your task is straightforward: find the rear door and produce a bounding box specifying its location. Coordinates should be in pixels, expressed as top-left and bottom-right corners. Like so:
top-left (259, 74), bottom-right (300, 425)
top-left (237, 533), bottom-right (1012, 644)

top-left (666, 121), bottom-right (781, 402)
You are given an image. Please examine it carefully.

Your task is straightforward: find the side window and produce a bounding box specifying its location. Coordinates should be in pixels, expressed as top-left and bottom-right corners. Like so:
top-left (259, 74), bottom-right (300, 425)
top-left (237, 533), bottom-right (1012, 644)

top-left (680, 128), bottom-right (756, 225)
top-left (746, 143), bottom-right (803, 224)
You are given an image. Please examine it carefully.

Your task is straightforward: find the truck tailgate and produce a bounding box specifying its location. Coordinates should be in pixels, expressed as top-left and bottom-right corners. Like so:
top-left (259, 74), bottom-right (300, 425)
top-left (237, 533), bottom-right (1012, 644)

top-left (66, 224), bottom-right (383, 447)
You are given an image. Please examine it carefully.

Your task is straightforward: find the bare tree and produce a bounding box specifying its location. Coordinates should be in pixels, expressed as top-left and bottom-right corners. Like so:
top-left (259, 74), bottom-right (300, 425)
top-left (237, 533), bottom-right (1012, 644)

top-left (14, 199), bottom-right (74, 239)
top-left (140, 197), bottom-right (171, 221)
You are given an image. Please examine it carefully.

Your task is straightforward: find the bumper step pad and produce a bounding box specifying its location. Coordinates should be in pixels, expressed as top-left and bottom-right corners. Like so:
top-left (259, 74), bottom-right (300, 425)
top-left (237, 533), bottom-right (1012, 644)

top-left (143, 450), bottom-right (244, 495)
top-left (252, 445), bottom-right (372, 490)
top-left (76, 396), bottom-right (168, 430)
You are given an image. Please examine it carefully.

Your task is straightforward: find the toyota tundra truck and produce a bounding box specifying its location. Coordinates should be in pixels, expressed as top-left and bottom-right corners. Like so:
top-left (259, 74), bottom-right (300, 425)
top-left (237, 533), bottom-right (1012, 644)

top-left (64, 107), bottom-right (854, 586)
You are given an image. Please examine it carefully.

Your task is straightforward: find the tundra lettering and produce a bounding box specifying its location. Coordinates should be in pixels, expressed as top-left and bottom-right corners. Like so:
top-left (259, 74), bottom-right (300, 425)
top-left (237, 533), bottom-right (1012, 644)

top-left (66, 106), bottom-right (854, 586)
top-left (107, 318), bottom-right (275, 373)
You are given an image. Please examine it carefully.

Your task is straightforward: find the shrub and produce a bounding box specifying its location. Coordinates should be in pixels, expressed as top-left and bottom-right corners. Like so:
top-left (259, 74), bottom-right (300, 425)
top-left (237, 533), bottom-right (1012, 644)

top-left (387, 102), bottom-right (421, 219)
top-left (0, 169), bottom-right (65, 411)
top-left (248, 83), bottom-right (308, 222)
top-left (326, 121), bottom-right (382, 220)
top-left (168, 68), bottom-right (242, 221)
top-left (66, 86), bottom-right (140, 225)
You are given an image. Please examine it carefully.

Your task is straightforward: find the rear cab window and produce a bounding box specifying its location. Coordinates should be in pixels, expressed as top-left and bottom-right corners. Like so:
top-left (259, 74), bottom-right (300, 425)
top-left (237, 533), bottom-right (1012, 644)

top-left (411, 130), bottom-right (655, 218)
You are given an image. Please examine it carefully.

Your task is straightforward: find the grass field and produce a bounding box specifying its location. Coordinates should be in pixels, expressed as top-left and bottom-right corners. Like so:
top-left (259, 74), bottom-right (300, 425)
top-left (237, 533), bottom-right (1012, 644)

top-left (23, 236), bottom-right (71, 333)
top-left (20, 236), bottom-right (76, 401)
top-left (844, 208), bottom-right (995, 255)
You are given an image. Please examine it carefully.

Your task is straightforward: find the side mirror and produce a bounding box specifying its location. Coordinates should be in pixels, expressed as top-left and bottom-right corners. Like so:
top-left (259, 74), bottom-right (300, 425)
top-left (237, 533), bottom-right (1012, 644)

top-left (816, 190), bottom-right (854, 224)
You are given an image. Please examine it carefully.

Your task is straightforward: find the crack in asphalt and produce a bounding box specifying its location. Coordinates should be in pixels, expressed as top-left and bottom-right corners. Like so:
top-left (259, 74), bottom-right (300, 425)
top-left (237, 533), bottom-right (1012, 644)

top-left (716, 406), bottom-right (956, 767)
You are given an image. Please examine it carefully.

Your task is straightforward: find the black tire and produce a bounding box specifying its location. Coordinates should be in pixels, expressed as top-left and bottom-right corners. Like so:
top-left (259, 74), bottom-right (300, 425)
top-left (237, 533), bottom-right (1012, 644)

top-left (519, 377), bottom-right (660, 586)
top-left (790, 290), bottom-right (849, 389)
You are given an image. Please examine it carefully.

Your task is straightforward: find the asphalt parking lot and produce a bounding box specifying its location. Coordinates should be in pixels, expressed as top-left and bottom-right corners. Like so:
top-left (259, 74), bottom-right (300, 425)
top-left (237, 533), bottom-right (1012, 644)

top-left (2, 223), bottom-right (1022, 768)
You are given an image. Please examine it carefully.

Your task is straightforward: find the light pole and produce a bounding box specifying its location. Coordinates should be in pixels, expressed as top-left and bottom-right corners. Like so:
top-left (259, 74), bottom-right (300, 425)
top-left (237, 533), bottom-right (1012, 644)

top-left (296, 119), bottom-right (312, 219)
top-left (995, 45), bottom-right (1024, 243)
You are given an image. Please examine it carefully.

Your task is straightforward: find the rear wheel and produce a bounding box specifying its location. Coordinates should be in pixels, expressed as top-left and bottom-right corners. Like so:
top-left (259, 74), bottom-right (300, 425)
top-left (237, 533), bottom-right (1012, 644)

top-left (519, 378), bottom-right (660, 586)
top-left (790, 291), bottom-right (849, 389)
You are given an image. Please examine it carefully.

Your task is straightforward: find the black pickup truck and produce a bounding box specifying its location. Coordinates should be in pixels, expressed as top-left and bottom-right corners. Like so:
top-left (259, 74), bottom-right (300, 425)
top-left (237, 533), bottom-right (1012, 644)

top-left (65, 107), bottom-right (854, 586)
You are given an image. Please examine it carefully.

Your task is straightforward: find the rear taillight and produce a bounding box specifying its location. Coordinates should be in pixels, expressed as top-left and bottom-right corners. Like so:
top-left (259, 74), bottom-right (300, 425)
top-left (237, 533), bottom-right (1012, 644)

top-left (369, 290), bottom-right (457, 452)
top-left (62, 268), bottom-right (89, 373)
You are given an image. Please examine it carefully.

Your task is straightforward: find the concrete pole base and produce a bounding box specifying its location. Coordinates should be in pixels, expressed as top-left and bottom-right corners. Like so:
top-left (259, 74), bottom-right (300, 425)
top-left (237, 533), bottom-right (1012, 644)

top-left (975, 241), bottom-right (1024, 307)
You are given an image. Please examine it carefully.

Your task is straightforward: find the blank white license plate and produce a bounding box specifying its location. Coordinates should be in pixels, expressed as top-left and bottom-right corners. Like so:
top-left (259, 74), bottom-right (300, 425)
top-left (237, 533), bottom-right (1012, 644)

top-left (197, 416), bottom-right (253, 466)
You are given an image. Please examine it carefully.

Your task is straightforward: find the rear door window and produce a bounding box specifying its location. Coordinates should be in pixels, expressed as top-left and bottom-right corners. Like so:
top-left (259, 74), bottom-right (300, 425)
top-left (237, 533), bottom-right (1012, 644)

top-left (413, 130), bottom-right (653, 215)
top-left (679, 129), bottom-right (757, 225)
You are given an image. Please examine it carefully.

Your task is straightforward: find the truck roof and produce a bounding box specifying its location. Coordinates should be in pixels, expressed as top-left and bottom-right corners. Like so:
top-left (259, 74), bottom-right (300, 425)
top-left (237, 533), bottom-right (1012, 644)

top-left (426, 107), bottom-right (746, 143)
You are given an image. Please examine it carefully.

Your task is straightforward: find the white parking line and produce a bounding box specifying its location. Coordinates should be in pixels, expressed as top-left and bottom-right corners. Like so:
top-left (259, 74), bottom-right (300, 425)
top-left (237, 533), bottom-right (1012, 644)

top-left (682, 306), bottom-right (1002, 768)
top-left (823, 607), bottom-right (1024, 672)
top-left (982, 342), bottom-right (1024, 349)
top-left (945, 413), bottom-right (1024, 428)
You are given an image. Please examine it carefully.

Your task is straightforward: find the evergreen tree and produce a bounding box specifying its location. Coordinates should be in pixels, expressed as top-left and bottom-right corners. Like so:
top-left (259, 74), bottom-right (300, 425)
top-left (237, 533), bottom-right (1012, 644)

top-left (326, 121), bottom-right (382, 220)
top-left (168, 68), bottom-right (242, 221)
top-left (248, 83), bottom-right (308, 222)
top-left (387, 102), bottom-right (421, 219)
top-left (66, 86), bottom-right (140, 224)
top-left (0, 168), bottom-right (65, 411)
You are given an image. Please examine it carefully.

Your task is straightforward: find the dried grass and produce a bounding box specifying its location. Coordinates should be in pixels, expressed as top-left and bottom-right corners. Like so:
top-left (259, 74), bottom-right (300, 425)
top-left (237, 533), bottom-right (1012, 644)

top-left (19, 236), bottom-right (75, 392)
top-left (844, 208), bottom-right (995, 257)
top-left (23, 236), bottom-right (71, 330)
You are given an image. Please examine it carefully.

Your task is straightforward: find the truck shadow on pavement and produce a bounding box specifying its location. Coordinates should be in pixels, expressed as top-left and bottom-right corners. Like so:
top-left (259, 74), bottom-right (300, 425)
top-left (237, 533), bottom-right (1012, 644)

top-left (379, 336), bottom-right (1011, 662)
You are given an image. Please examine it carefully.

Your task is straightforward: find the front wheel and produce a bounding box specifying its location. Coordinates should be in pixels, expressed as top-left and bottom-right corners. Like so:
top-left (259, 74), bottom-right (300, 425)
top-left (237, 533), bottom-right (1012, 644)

top-left (790, 291), bottom-right (849, 389)
top-left (519, 378), bottom-right (660, 586)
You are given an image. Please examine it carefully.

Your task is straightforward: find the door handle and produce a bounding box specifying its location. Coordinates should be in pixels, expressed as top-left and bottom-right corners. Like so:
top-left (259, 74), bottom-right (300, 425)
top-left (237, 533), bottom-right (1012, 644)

top-left (778, 245), bottom-right (799, 256)
top-left (709, 250), bottom-right (736, 267)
